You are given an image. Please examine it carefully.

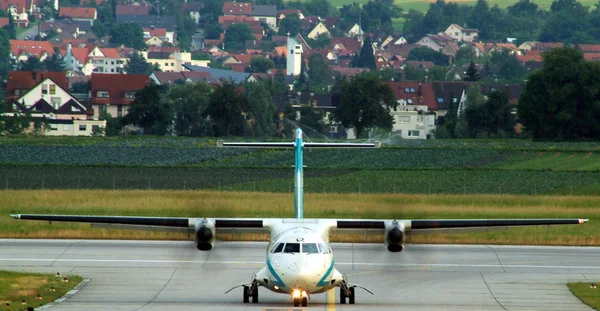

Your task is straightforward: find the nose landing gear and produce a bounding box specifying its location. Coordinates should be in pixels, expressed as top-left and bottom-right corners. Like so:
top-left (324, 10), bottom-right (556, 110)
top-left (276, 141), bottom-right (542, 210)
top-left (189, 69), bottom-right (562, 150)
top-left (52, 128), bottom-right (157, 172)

top-left (292, 290), bottom-right (308, 307)
top-left (242, 284), bottom-right (258, 303)
top-left (339, 284), bottom-right (355, 304)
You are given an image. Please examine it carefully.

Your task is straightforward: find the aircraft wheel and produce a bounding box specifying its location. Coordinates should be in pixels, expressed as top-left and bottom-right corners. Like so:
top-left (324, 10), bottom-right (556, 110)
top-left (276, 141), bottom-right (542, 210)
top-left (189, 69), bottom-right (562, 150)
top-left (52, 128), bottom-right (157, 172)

top-left (252, 288), bottom-right (259, 303)
top-left (301, 296), bottom-right (308, 307)
top-left (349, 287), bottom-right (355, 304)
top-left (243, 286), bottom-right (249, 303)
top-left (293, 297), bottom-right (300, 307)
top-left (339, 288), bottom-right (346, 304)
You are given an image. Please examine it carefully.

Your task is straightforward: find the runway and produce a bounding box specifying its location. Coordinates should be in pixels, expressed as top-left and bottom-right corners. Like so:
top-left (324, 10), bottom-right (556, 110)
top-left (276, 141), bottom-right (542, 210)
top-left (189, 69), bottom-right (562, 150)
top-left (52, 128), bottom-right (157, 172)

top-left (1, 239), bottom-right (598, 311)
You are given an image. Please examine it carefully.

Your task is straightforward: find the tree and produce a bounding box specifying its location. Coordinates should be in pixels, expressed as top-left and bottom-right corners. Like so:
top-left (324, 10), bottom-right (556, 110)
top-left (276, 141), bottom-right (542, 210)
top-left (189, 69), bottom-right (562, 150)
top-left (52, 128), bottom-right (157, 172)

top-left (297, 105), bottom-right (326, 135)
top-left (307, 53), bottom-right (331, 91)
top-left (306, 33), bottom-right (331, 49)
top-left (331, 74), bottom-right (397, 137)
top-left (273, 71), bottom-right (288, 93)
top-left (19, 56), bottom-right (44, 71)
top-left (407, 46), bottom-right (449, 66)
top-left (168, 82), bottom-right (214, 136)
top-left (354, 36), bottom-right (376, 69)
top-left (205, 24), bottom-right (223, 40)
top-left (122, 84), bottom-right (172, 135)
top-left (6, 14), bottom-right (16, 39)
top-left (110, 23), bottom-right (146, 49)
top-left (206, 80), bottom-right (248, 136)
top-left (224, 23), bottom-right (254, 51)
top-left (277, 14), bottom-right (303, 36)
top-left (124, 53), bottom-right (158, 74)
top-left (465, 90), bottom-right (514, 137)
top-left (248, 56), bottom-right (275, 73)
top-left (0, 29), bottom-right (10, 77)
top-left (177, 15), bottom-right (198, 51)
top-left (518, 47), bottom-right (600, 140)
top-left (244, 82), bottom-right (276, 136)
top-left (43, 53), bottom-right (67, 72)
top-left (463, 61), bottom-right (481, 81)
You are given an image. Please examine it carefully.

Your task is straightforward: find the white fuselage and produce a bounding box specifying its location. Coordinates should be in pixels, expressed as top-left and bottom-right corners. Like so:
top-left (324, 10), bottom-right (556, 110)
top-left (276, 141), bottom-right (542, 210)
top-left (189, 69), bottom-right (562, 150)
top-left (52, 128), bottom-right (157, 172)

top-left (254, 223), bottom-right (344, 295)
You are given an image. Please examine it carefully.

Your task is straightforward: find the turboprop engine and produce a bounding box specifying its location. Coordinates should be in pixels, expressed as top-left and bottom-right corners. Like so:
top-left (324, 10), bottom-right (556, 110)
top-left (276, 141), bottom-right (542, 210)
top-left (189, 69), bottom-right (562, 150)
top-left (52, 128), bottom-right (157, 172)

top-left (194, 219), bottom-right (215, 251)
top-left (385, 220), bottom-right (405, 252)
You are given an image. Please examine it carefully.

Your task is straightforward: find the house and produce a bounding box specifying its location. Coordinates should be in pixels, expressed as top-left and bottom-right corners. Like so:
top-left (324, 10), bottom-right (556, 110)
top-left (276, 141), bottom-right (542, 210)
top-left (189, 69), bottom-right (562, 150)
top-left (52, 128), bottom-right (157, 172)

top-left (345, 23), bottom-right (363, 39)
top-left (10, 40), bottom-right (55, 62)
top-left (0, 0), bottom-right (32, 27)
top-left (115, 5), bottom-right (150, 16)
top-left (223, 2), bottom-right (252, 16)
top-left (444, 24), bottom-right (478, 43)
top-left (307, 22), bottom-right (330, 40)
top-left (329, 37), bottom-right (361, 56)
top-left (63, 44), bottom-right (125, 75)
top-left (278, 9), bottom-right (304, 20)
top-left (2, 71), bottom-right (105, 136)
top-left (251, 5), bottom-right (277, 29)
top-left (416, 34), bottom-right (456, 54)
top-left (59, 7), bottom-right (97, 25)
top-left (89, 73), bottom-right (149, 118)
top-left (518, 41), bottom-right (563, 52)
top-left (183, 64), bottom-right (255, 84)
top-left (180, 2), bottom-right (203, 24)
top-left (143, 27), bottom-right (168, 46)
top-left (140, 50), bottom-right (210, 72)
top-left (149, 71), bottom-right (212, 85)
top-left (116, 15), bottom-right (176, 44)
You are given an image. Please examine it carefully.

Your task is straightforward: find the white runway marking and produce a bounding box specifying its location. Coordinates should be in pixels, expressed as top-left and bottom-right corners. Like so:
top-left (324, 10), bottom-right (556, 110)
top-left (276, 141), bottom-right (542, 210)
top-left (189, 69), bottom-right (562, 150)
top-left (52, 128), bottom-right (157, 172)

top-left (1, 258), bottom-right (600, 270)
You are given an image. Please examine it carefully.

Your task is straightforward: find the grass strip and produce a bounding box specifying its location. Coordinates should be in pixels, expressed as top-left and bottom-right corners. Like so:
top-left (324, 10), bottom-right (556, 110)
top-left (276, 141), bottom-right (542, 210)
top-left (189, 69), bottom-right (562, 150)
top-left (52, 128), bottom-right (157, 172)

top-left (568, 282), bottom-right (600, 310)
top-left (1, 190), bottom-right (597, 245)
top-left (0, 270), bottom-right (83, 311)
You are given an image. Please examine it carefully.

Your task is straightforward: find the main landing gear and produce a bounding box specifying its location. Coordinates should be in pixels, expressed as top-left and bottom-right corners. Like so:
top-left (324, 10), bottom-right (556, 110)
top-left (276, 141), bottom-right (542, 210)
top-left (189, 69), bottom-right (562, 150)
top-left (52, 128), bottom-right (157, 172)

top-left (339, 283), bottom-right (356, 304)
top-left (242, 284), bottom-right (258, 303)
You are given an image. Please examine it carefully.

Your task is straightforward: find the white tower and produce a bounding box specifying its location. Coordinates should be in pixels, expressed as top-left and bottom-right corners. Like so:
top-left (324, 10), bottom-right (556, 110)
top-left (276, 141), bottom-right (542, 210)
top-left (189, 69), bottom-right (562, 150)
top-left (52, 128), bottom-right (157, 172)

top-left (286, 35), bottom-right (302, 76)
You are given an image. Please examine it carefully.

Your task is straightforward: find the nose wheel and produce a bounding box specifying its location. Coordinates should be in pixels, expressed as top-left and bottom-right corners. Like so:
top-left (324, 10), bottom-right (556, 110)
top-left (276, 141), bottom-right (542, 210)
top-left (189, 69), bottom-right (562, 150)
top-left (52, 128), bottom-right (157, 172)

top-left (292, 290), bottom-right (308, 307)
top-left (339, 285), bottom-right (356, 304)
top-left (242, 285), bottom-right (259, 303)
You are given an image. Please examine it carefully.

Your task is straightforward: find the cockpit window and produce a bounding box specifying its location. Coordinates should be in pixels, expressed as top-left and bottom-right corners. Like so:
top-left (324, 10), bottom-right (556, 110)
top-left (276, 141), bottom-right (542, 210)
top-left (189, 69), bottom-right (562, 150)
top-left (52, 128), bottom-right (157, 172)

top-left (302, 243), bottom-right (319, 253)
top-left (284, 243), bottom-right (300, 253)
top-left (317, 243), bottom-right (330, 254)
top-left (272, 243), bottom-right (284, 253)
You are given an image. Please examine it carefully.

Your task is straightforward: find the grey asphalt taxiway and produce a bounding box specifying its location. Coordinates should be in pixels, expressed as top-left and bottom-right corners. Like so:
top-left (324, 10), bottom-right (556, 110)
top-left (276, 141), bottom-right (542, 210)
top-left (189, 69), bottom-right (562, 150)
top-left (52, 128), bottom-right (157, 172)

top-left (1, 239), bottom-right (598, 310)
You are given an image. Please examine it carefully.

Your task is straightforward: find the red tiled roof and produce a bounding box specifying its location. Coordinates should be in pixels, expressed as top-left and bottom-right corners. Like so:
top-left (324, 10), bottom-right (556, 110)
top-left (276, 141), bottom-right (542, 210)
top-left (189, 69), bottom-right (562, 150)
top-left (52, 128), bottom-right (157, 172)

top-left (101, 48), bottom-right (120, 58)
top-left (10, 40), bottom-right (55, 58)
top-left (584, 53), bottom-right (600, 61)
top-left (0, 0), bottom-right (26, 11)
top-left (70, 47), bottom-right (92, 64)
top-left (330, 37), bottom-right (360, 53)
top-left (116, 5), bottom-right (150, 15)
top-left (223, 2), bottom-right (252, 15)
top-left (0, 17), bottom-right (9, 28)
top-left (579, 44), bottom-right (600, 53)
top-left (383, 81), bottom-right (437, 111)
top-left (221, 19), bottom-right (261, 30)
top-left (530, 42), bottom-right (563, 50)
top-left (59, 7), bottom-right (97, 19)
top-left (144, 27), bottom-right (167, 37)
top-left (79, 0), bottom-right (107, 6)
top-left (231, 54), bottom-right (254, 63)
top-left (91, 73), bottom-right (149, 106)
top-left (517, 50), bottom-right (543, 64)
top-left (227, 62), bottom-right (248, 72)
top-left (7, 71), bottom-right (68, 99)
top-left (219, 15), bottom-right (257, 25)
top-left (405, 60), bottom-right (435, 70)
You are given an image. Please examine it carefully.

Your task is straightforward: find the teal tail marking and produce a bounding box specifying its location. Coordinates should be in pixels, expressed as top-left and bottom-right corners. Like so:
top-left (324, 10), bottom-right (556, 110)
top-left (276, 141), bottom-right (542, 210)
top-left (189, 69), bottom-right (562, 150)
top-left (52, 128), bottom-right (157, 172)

top-left (294, 128), bottom-right (304, 219)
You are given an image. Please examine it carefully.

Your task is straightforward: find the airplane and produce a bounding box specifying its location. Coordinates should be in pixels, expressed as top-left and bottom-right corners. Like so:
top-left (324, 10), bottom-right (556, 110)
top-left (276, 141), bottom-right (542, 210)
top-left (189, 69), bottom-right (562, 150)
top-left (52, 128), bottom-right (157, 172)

top-left (10, 128), bottom-right (589, 307)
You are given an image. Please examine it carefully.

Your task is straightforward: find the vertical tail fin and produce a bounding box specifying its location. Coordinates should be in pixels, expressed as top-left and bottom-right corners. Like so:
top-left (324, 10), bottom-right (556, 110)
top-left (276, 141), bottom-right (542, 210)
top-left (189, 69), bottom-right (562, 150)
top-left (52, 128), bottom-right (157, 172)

top-left (294, 128), bottom-right (304, 219)
top-left (218, 129), bottom-right (380, 219)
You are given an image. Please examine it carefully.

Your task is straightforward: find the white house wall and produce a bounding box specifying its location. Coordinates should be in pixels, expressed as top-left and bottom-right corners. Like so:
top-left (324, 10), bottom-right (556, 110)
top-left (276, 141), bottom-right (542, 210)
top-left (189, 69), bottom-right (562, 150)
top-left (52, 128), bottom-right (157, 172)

top-left (18, 78), bottom-right (81, 116)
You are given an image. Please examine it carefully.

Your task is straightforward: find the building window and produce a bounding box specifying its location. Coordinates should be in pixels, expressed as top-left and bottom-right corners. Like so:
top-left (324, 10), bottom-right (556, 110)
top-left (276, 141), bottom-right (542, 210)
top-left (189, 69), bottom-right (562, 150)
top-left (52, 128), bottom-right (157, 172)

top-left (117, 105), bottom-right (123, 117)
top-left (171, 62), bottom-right (174, 66)
top-left (97, 91), bottom-right (109, 98)
top-left (79, 124), bottom-right (87, 131)
top-left (408, 130), bottom-right (420, 137)
top-left (407, 99), bottom-right (413, 104)
top-left (51, 97), bottom-right (61, 109)
top-left (42, 84), bottom-right (48, 94)
top-left (125, 92), bottom-right (135, 99)
top-left (329, 125), bottom-right (338, 133)
top-left (437, 97), bottom-right (444, 103)
top-left (111, 61), bottom-right (115, 65)
top-left (50, 124), bottom-right (58, 131)
top-left (398, 116), bottom-right (410, 123)
top-left (49, 84), bottom-right (56, 95)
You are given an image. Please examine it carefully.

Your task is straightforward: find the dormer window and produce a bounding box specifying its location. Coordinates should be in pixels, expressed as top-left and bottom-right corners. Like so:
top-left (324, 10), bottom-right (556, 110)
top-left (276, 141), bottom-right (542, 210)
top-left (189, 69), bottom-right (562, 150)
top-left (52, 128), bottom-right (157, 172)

top-left (125, 91), bottom-right (136, 99)
top-left (97, 91), bottom-right (109, 98)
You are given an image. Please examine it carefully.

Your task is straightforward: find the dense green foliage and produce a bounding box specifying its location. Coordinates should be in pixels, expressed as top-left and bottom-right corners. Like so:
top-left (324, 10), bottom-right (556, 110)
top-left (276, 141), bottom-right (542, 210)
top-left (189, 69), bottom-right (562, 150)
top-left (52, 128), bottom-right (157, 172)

top-left (124, 53), bottom-right (159, 75)
top-left (224, 23), bottom-right (255, 51)
top-left (518, 48), bottom-right (600, 140)
top-left (110, 23), bottom-right (146, 49)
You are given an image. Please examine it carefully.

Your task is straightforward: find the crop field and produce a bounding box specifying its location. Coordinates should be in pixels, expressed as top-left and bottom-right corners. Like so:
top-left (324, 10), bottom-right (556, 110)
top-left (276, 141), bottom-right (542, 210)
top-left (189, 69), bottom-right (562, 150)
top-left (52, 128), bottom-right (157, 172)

top-left (1, 190), bottom-right (597, 245)
top-left (324, 0), bottom-right (598, 12)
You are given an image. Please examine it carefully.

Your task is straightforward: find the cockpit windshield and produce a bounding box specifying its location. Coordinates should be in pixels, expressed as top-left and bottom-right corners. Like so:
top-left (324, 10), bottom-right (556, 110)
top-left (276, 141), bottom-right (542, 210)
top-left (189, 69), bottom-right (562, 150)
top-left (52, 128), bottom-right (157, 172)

top-left (301, 243), bottom-right (318, 253)
top-left (272, 243), bottom-right (284, 253)
top-left (284, 243), bottom-right (300, 253)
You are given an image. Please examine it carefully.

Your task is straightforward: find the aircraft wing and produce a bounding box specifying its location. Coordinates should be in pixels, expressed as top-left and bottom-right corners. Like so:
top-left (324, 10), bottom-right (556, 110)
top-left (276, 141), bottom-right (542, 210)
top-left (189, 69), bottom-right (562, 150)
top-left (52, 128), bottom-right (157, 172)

top-left (9, 214), bottom-right (268, 233)
top-left (335, 218), bottom-right (588, 233)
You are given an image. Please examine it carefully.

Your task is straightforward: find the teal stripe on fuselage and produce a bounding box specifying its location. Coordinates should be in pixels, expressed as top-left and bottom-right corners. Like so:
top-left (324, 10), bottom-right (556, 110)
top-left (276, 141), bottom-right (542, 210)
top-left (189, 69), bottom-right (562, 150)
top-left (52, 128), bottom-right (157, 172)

top-left (316, 259), bottom-right (335, 287)
top-left (267, 257), bottom-right (286, 289)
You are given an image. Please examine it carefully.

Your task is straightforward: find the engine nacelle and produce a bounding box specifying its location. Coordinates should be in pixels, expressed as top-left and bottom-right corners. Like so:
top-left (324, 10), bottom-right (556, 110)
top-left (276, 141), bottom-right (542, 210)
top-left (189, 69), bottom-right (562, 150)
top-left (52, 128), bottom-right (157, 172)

top-left (194, 219), bottom-right (215, 251)
top-left (385, 221), bottom-right (405, 252)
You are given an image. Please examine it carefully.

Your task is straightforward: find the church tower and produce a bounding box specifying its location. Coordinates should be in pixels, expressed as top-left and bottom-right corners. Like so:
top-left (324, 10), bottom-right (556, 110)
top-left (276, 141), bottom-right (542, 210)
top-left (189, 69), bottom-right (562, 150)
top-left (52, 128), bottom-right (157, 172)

top-left (286, 35), bottom-right (302, 76)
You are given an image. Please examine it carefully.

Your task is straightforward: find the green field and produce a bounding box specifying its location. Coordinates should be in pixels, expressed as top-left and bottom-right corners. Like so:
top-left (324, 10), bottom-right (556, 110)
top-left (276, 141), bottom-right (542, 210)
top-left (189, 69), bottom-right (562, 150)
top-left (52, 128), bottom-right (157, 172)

top-left (325, 0), bottom-right (599, 11)
top-left (0, 271), bottom-right (83, 311)
top-left (568, 282), bottom-right (600, 310)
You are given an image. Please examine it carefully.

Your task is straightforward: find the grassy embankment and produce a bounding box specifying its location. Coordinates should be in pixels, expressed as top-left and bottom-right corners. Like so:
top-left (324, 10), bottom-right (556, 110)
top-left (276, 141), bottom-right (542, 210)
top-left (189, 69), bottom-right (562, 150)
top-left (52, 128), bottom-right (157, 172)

top-left (0, 271), bottom-right (83, 311)
top-left (568, 283), bottom-right (600, 311)
top-left (1, 190), bottom-right (597, 245)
